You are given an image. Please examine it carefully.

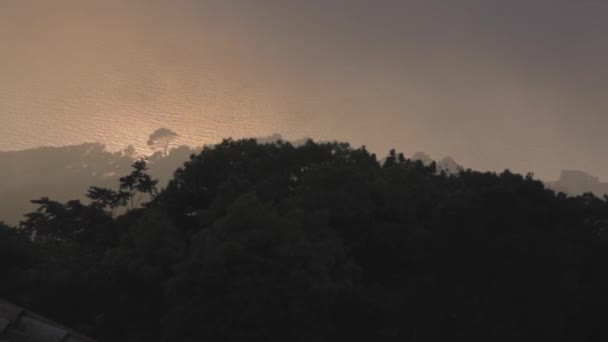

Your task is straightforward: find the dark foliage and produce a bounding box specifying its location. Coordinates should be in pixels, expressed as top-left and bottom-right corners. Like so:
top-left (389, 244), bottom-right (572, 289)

top-left (2, 139), bottom-right (608, 341)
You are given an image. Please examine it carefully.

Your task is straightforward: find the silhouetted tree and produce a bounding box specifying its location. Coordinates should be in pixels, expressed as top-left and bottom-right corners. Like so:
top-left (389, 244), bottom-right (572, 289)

top-left (147, 128), bottom-right (179, 157)
top-left (86, 187), bottom-right (129, 216)
top-left (119, 159), bottom-right (159, 210)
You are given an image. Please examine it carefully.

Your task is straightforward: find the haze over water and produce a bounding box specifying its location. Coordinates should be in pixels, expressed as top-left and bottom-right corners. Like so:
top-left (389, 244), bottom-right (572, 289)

top-left (2, 0), bottom-right (608, 180)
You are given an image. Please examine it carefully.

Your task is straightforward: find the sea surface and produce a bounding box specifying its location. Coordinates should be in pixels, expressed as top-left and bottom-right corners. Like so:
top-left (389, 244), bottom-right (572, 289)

top-left (0, 61), bottom-right (323, 153)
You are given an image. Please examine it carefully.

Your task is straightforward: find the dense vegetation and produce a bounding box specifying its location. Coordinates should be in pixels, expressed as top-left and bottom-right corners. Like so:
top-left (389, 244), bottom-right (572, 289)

top-left (1, 139), bottom-right (608, 341)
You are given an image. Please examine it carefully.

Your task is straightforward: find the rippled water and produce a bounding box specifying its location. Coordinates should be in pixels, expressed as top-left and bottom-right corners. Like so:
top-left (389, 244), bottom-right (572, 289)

top-left (0, 61), bottom-right (322, 153)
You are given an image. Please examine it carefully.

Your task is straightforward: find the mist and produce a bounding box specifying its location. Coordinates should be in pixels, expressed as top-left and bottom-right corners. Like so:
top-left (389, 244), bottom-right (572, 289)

top-left (1, 0), bottom-right (607, 180)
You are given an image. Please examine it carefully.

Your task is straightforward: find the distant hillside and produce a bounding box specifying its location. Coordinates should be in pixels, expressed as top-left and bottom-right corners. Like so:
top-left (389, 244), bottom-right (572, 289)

top-left (407, 155), bottom-right (608, 197)
top-left (0, 143), bottom-right (198, 224)
top-left (545, 170), bottom-right (608, 197)
top-left (411, 152), bottom-right (464, 175)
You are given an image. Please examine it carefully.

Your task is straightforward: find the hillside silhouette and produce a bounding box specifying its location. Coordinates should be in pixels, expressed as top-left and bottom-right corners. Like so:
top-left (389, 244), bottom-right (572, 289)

top-left (0, 142), bottom-right (198, 225)
top-left (1, 137), bottom-right (608, 341)
top-left (545, 170), bottom-right (608, 197)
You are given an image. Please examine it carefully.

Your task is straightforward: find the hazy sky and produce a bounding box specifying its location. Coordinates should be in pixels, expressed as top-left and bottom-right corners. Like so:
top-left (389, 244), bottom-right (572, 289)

top-left (1, 0), bottom-right (607, 180)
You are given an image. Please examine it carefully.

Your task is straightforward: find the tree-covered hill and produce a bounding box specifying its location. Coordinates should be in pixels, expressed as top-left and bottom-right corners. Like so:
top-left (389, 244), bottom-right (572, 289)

top-left (1, 138), bottom-right (608, 341)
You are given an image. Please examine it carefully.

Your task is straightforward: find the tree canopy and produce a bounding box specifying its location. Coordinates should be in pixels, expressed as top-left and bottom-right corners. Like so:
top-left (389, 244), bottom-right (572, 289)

top-left (1, 138), bottom-right (608, 341)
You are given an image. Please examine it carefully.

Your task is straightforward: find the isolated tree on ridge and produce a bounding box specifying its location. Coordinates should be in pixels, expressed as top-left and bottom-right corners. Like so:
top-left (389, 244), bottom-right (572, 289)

top-left (147, 128), bottom-right (179, 157)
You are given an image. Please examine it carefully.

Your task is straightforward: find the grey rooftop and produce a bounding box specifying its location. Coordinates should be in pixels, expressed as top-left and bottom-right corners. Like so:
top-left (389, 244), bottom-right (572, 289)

top-left (0, 299), bottom-right (95, 342)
